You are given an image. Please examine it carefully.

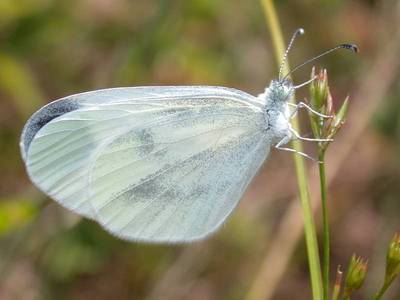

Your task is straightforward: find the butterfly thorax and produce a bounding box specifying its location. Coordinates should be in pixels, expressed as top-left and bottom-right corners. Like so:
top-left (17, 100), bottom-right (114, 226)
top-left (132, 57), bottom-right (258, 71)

top-left (259, 79), bottom-right (294, 144)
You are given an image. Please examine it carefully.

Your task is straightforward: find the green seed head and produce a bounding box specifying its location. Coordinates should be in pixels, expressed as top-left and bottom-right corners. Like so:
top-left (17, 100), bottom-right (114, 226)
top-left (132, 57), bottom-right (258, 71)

top-left (385, 234), bottom-right (400, 283)
top-left (344, 254), bottom-right (368, 294)
top-left (309, 68), bottom-right (329, 112)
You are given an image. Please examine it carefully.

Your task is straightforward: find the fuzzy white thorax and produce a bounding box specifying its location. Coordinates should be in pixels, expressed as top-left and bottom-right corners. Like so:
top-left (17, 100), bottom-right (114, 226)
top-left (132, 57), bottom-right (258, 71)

top-left (257, 79), bottom-right (294, 145)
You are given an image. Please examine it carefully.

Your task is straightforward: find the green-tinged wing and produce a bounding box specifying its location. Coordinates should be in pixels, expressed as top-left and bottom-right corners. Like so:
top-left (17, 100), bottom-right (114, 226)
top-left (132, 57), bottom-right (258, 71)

top-left (23, 86), bottom-right (266, 222)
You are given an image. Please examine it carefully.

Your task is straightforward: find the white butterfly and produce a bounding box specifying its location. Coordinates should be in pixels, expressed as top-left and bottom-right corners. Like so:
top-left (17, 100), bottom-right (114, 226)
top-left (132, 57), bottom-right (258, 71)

top-left (20, 29), bottom-right (356, 243)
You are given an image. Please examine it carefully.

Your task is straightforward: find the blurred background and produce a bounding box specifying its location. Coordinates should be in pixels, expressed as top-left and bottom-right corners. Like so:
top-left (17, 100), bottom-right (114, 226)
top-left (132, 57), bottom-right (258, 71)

top-left (0, 0), bottom-right (399, 299)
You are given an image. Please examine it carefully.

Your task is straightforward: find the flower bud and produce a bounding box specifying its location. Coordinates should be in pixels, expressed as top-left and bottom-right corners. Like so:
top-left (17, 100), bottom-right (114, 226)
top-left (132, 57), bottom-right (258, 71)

top-left (309, 68), bottom-right (329, 113)
top-left (385, 233), bottom-right (400, 283)
top-left (307, 68), bottom-right (350, 152)
top-left (326, 96), bottom-right (349, 141)
top-left (343, 254), bottom-right (368, 298)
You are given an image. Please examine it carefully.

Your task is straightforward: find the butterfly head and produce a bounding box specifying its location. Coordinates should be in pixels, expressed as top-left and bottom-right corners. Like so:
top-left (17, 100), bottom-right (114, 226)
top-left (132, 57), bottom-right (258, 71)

top-left (270, 79), bottom-right (294, 103)
top-left (257, 79), bottom-right (294, 110)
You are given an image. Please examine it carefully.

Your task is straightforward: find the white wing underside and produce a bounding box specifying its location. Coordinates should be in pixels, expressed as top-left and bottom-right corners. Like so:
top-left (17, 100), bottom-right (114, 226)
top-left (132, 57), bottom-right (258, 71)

top-left (25, 86), bottom-right (271, 242)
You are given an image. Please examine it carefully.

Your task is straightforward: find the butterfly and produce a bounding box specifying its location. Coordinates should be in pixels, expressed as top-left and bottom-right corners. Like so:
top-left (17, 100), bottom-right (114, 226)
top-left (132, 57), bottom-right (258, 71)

top-left (20, 29), bottom-right (357, 243)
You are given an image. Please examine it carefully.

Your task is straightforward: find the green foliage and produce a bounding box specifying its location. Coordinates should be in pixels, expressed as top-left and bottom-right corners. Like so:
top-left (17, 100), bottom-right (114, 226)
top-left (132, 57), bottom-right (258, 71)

top-left (0, 198), bottom-right (37, 236)
top-left (39, 221), bottom-right (117, 282)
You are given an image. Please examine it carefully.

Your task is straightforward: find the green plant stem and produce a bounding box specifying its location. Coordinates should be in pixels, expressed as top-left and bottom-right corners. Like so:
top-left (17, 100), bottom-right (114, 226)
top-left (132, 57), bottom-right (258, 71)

top-left (260, 1), bottom-right (323, 299)
top-left (374, 279), bottom-right (394, 300)
top-left (342, 291), bottom-right (350, 300)
top-left (318, 149), bottom-right (330, 300)
top-left (332, 283), bottom-right (340, 300)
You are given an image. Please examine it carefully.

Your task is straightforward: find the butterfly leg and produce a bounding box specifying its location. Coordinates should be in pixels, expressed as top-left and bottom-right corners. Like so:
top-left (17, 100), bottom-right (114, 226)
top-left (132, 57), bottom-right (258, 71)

top-left (288, 102), bottom-right (332, 119)
top-left (289, 127), bottom-right (332, 142)
top-left (275, 136), bottom-right (320, 162)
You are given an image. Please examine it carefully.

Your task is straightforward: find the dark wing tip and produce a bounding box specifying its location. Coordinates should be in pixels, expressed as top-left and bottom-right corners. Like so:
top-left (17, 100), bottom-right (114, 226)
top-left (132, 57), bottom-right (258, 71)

top-left (20, 97), bottom-right (80, 161)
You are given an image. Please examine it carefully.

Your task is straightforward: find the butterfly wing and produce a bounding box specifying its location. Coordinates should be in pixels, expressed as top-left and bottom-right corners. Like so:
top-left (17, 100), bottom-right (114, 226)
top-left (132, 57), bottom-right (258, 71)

top-left (22, 86), bottom-right (270, 241)
top-left (23, 86), bottom-right (252, 218)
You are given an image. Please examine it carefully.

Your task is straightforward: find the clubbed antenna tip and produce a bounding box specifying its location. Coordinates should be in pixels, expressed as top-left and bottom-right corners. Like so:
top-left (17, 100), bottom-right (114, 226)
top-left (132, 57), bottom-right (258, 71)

top-left (340, 44), bottom-right (358, 53)
top-left (296, 28), bottom-right (305, 36)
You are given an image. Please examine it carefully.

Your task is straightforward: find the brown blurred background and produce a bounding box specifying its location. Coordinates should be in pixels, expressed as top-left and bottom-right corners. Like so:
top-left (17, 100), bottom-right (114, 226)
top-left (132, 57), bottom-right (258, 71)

top-left (0, 0), bottom-right (399, 299)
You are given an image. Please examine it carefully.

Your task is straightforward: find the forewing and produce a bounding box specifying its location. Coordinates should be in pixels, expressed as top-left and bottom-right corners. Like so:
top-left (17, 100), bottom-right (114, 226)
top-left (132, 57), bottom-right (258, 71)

top-left (23, 86), bottom-right (265, 220)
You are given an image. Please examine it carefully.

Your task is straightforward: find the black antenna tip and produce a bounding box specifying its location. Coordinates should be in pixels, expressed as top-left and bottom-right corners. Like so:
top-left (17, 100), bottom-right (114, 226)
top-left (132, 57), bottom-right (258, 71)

top-left (340, 43), bottom-right (358, 53)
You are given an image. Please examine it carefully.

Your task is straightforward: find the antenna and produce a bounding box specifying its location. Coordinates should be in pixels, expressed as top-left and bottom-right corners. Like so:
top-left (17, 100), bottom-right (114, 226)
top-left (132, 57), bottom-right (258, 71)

top-left (278, 28), bottom-right (305, 81)
top-left (282, 43), bottom-right (358, 81)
